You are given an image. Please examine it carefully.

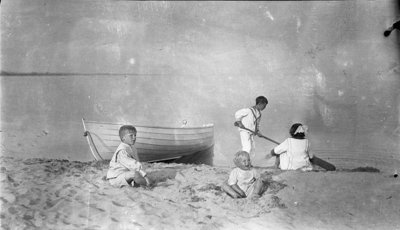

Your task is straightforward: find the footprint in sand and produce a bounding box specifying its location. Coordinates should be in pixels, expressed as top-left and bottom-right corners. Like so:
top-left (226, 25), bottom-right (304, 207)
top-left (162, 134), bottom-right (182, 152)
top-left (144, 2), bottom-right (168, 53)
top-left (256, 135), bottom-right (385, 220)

top-left (1, 190), bottom-right (16, 203)
top-left (62, 183), bottom-right (72, 189)
top-left (62, 218), bottom-right (72, 225)
top-left (111, 201), bottom-right (125, 207)
top-left (57, 188), bottom-right (77, 198)
top-left (138, 203), bottom-right (152, 213)
top-left (89, 203), bottom-right (106, 212)
top-left (22, 211), bottom-right (35, 221)
top-left (29, 197), bottom-right (42, 206)
top-left (8, 206), bottom-right (18, 215)
top-left (44, 197), bottom-right (64, 210)
top-left (78, 213), bottom-right (88, 219)
top-left (269, 195), bottom-right (287, 209)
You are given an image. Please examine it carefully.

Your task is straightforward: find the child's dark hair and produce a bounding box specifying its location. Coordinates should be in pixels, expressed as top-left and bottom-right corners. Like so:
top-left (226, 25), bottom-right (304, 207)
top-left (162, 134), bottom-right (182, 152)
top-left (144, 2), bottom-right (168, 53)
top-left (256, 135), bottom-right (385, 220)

top-left (119, 125), bottom-right (137, 141)
top-left (233, 151), bottom-right (250, 167)
top-left (256, 96), bottom-right (268, 105)
top-left (289, 123), bottom-right (305, 139)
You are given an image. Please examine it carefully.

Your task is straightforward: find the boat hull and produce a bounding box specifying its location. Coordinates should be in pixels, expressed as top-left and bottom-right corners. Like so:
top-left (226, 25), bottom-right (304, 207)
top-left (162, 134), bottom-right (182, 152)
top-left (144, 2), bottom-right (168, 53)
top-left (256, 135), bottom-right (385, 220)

top-left (82, 119), bottom-right (214, 162)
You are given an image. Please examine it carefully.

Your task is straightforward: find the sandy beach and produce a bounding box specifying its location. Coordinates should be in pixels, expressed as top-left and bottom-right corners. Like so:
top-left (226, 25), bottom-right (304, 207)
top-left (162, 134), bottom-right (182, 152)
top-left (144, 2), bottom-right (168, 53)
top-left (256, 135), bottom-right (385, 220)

top-left (1, 156), bottom-right (399, 230)
top-left (2, 0), bottom-right (400, 229)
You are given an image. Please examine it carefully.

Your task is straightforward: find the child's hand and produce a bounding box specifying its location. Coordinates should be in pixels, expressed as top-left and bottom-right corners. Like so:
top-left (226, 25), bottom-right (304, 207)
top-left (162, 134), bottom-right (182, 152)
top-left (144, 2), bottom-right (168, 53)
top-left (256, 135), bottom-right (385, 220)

top-left (270, 149), bottom-right (279, 157)
top-left (265, 153), bottom-right (273, 159)
top-left (234, 121), bottom-right (245, 129)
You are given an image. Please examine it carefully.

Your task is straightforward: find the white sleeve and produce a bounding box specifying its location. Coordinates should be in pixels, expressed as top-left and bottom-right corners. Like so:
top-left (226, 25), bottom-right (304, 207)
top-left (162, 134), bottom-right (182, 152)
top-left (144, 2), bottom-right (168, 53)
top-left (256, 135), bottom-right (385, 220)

top-left (118, 150), bottom-right (146, 176)
top-left (273, 139), bottom-right (289, 155)
top-left (235, 108), bottom-right (249, 121)
top-left (227, 169), bottom-right (238, 185)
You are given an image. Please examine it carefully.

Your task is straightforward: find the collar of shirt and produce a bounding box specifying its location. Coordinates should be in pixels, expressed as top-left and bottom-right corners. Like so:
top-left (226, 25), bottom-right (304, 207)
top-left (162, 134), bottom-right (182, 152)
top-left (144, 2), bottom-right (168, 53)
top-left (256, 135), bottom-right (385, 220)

top-left (120, 142), bottom-right (131, 149)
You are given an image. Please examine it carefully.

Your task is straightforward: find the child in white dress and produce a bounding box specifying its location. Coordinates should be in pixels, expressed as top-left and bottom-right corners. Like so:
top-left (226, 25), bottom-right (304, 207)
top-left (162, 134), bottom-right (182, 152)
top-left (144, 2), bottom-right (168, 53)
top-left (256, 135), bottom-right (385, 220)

top-left (222, 151), bottom-right (265, 198)
top-left (269, 123), bottom-right (313, 171)
top-left (106, 125), bottom-right (152, 188)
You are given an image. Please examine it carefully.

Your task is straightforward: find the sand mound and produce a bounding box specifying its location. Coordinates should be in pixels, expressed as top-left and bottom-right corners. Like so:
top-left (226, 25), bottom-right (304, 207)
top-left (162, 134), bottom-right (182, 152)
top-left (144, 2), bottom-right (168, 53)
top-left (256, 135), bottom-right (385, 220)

top-left (1, 156), bottom-right (399, 230)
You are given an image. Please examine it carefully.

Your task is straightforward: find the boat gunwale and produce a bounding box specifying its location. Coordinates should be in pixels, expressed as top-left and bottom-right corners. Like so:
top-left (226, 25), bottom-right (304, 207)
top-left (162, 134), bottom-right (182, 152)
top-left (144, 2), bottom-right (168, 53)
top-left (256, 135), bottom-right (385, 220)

top-left (101, 136), bottom-right (214, 143)
top-left (90, 130), bottom-right (214, 136)
top-left (88, 132), bottom-right (214, 150)
top-left (84, 120), bottom-right (214, 130)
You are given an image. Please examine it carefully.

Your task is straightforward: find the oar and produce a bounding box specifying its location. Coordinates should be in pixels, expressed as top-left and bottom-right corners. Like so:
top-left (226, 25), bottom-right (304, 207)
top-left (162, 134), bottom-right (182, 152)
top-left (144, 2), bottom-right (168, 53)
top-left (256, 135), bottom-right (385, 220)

top-left (233, 122), bottom-right (336, 171)
top-left (234, 122), bottom-right (279, 144)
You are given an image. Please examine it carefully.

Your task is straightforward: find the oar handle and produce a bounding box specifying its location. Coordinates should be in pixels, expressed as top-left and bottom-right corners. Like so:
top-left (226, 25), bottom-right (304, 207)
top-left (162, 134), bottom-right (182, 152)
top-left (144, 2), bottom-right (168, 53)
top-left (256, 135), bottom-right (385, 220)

top-left (259, 134), bottom-right (280, 145)
top-left (234, 122), bottom-right (280, 145)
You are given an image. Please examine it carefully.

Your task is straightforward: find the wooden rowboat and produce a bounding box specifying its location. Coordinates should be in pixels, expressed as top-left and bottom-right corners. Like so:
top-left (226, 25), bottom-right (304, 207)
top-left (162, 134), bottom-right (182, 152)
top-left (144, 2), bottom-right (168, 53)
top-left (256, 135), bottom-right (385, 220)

top-left (82, 118), bottom-right (214, 162)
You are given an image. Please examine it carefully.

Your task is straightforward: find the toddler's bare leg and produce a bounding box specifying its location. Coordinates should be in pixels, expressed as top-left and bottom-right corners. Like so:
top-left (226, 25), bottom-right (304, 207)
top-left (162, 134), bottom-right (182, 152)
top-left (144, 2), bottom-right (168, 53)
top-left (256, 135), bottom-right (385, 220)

top-left (253, 179), bottom-right (265, 197)
top-left (221, 181), bottom-right (241, 198)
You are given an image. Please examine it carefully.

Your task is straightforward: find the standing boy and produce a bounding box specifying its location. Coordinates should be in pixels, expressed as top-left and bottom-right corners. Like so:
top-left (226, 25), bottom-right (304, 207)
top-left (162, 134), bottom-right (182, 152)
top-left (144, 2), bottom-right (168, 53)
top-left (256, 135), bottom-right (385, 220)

top-left (106, 125), bottom-right (151, 188)
top-left (234, 96), bottom-right (268, 159)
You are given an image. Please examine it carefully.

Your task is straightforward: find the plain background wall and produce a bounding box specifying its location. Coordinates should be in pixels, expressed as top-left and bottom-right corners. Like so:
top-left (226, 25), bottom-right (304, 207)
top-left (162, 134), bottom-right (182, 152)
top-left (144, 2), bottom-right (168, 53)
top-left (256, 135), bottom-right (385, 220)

top-left (1, 1), bottom-right (399, 170)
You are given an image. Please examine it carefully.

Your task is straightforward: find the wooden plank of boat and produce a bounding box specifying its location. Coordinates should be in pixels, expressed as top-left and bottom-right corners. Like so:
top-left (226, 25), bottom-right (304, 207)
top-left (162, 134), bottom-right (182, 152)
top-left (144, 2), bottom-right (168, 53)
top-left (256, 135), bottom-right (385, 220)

top-left (85, 120), bottom-right (213, 134)
top-left (94, 135), bottom-right (214, 146)
top-left (82, 118), bottom-right (214, 162)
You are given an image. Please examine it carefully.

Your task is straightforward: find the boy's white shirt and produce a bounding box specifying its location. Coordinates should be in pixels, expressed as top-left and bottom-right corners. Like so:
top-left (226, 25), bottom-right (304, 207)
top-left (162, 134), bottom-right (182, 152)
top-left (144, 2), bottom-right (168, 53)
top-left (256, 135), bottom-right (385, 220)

top-left (273, 138), bottom-right (313, 170)
top-left (228, 167), bottom-right (259, 193)
top-left (235, 108), bottom-right (261, 133)
top-left (106, 142), bottom-right (147, 179)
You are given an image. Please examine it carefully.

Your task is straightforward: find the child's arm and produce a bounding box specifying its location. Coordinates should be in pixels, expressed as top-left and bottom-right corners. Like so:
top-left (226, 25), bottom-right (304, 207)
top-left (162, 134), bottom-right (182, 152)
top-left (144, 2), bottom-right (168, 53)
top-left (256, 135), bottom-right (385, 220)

top-left (271, 149), bottom-right (279, 157)
top-left (268, 149), bottom-right (281, 168)
top-left (118, 150), bottom-right (147, 176)
top-left (272, 139), bottom-right (289, 155)
top-left (234, 109), bottom-right (249, 128)
top-left (265, 148), bottom-right (279, 159)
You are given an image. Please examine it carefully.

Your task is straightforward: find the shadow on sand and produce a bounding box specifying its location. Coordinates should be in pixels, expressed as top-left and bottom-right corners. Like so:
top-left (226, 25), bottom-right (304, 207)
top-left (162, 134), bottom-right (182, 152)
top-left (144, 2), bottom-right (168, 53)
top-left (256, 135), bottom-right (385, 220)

top-left (162, 146), bottom-right (214, 166)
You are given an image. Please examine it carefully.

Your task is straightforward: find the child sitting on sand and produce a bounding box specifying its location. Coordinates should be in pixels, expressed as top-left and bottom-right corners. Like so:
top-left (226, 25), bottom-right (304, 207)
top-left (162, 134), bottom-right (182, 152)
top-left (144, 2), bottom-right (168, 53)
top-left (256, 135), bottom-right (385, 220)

top-left (268, 123), bottom-right (313, 171)
top-left (106, 125), bottom-right (152, 188)
top-left (222, 151), bottom-right (265, 199)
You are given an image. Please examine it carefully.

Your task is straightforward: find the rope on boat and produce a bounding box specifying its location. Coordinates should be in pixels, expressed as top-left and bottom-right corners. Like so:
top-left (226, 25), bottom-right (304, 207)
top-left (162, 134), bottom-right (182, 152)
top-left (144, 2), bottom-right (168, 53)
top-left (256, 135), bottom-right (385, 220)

top-left (82, 118), bottom-right (104, 161)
